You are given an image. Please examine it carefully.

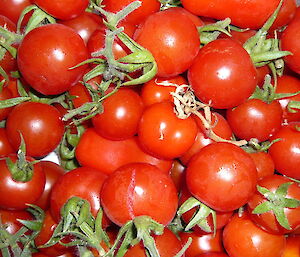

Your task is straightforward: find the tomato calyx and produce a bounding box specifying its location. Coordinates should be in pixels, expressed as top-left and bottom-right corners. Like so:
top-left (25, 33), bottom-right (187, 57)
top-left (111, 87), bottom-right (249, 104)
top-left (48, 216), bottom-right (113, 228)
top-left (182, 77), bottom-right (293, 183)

top-left (41, 197), bottom-right (109, 256)
top-left (177, 196), bottom-right (217, 235)
top-left (159, 0), bottom-right (181, 10)
top-left (242, 137), bottom-right (281, 153)
top-left (0, 205), bottom-right (44, 256)
top-left (252, 182), bottom-right (300, 230)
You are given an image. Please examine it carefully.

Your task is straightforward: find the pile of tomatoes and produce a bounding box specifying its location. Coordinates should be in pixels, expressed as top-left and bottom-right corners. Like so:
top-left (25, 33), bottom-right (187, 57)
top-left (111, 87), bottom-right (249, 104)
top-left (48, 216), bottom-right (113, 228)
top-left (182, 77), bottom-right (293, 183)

top-left (0, 0), bottom-right (300, 256)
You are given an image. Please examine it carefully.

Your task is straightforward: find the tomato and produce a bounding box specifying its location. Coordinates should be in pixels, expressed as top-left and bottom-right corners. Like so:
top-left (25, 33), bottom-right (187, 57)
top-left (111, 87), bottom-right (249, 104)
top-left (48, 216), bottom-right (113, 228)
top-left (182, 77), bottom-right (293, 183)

top-left (169, 160), bottom-right (186, 192)
top-left (6, 102), bottom-right (65, 158)
top-left (92, 88), bottom-right (144, 140)
top-left (134, 8), bottom-right (200, 77)
top-left (195, 253), bottom-right (229, 257)
top-left (179, 230), bottom-right (224, 257)
top-left (33, 0), bottom-right (89, 20)
top-left (268, 123), bottom-right (300, 179)
top-left (282, 235), bottom-right (300, 257)
top-left (138, 101), bottom-right (198, 160)
top-left (0, 127), bottom-right (14, 156)
top-left (101, 0), bottom-right (160, 26)
top-left (226, 99), bottom-right (283, 142)
top-left (0, 155), bottom-right (46, 210)
top-left (248, 151), bottom-right (275, 180)
top-left (34, 161), bottom-right (65, 210)
top-left (68, 82), bottom-right (92, 109)
top-left (17, 24), bottom-right (88, 95)
top-left (0, 86), bottom-right (14, 121)
top-left (186, 142), bottom-right (257, 212)
top-left (281, 19), bottom-right (300, 75)
top-left (100, 162), bottom-right (178, 226)
top-left (223, 212), bottom-right (286, 257)
top-left (247, 174), bottom-right (300, 234)
top-left (75, 128), bottom-right (172, 174)
top-left (0, 0), bottom-right (32, 24)
top-left (50, 166), bottom-right (109, 225)
top-left (140, 75), bottom-right (187, 107)
top-left (188, 39), bottom-right (257, 109)
top-left (123, 228), bottom-right (184, 257)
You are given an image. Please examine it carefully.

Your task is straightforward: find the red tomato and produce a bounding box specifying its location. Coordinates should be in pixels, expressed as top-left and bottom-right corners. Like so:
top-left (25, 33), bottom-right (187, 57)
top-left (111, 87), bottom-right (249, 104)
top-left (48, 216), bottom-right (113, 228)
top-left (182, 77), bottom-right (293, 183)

top-left (34, 161), bottom-right (65, 210)
top-left (169, 160), bottom-right (186, 192)
top-left (50, 166), bottom-right (108, 225)
top-left (68, 82), bottom-right (92, 109)
top-left (223, 212), bottom-right (286, 257)
top-left (0, 155), bottom-right (46, 210)
top-left (282, 235), bottom-right (300, 257)
top-left (0, 86), bottom-right (13, 121)
top-left (226, 99), bottom-right (283, 142)
top-left (6, 102), bottom-right (65, 158)
top-left (33, 0), bottom-right (89, 20)
top-left (123, 228), bottom-right (184, 257)
top-left (195, 253), bottom-right (229, 257)
top-left (92, 88), bottom-right (144, 140)
top-left (17, 24), bottom-right (88, 95)
top-left (269, 123), bottom-right (300, 179)
top-left (101, 0), bottom-right (160, 26)
top-left (0, 127), bottom-right (14, 156)
top-left (100, 163), bottom-right (178, 226)
top-left (0, 0), bottom-right (32, 24)
top-left (134, 8), bottom-right (200, 77)
top-left (138, 101), bottom-right (198, 160)
top-left (188, 39), bottom-right (257, 109)
top-left (281, 19), bottom-right (300, 75)
top-left (248, 151), bottom-right (275, 180)
top-left (186, 142), bottom-right (257, 212)
top-left (75, 128), bottom-right (172, 174)
top-left (247, 174), bottom-right (300, 234)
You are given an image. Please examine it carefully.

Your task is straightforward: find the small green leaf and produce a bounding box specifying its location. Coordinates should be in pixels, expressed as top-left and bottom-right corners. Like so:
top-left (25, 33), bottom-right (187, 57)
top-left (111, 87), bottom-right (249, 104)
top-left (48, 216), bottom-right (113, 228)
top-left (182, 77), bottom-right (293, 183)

top-left (252, 201), bottom-right (273, 214)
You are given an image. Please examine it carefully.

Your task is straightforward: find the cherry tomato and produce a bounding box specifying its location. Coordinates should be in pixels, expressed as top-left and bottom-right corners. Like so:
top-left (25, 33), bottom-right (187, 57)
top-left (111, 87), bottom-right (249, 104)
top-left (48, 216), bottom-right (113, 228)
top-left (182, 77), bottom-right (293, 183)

top-left (186, 142), bottom-right (257, 212)
top-left (6, 102), bottom-right (65, 158)
top-left (282, 235), bottom-right (300, 257)
top-left (0, 86), bottom-right (14, 121)
top-left (248, 151), bottom-right (275, 180)
top-left (0, 0), bottom-right (32, 25)
top-left (100, 162), bottom-right (178, 226)
top-left (17, 24), bottom-right (88, 95)
top-left (0, 127), bottom-right (14, 156)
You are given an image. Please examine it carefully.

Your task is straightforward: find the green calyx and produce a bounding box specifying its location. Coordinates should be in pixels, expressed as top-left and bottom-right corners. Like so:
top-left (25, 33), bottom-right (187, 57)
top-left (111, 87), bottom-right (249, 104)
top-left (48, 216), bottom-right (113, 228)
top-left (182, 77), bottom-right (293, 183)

top-left (159, 0), bottom-right (181, 10)
top-left (252, 182), bottom-right (300, 230)
top-left (177, 197), bottom-right (217, 235)
top-left (242, 137), bottom-right (281, 153)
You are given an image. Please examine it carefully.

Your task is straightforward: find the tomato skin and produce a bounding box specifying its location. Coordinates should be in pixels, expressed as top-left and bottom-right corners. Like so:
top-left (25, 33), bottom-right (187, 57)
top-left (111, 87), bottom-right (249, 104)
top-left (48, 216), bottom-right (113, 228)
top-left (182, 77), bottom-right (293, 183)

top-left (226, 99), bottom-right (283, 142)
top-left (6, 102), bottom-right (65, 158)
top-left (17, 24), bottom-right (88, 95)
top-left (281, 19), bottom-right (300, 75)
top-left (247, 175), bottom-right (300, 234)
top-left (0, 128), bottom-right (14, 156)
top-left (248, 151), bottom-right (275, 180)
top-left (75, 128), bottom-right (172, 174)
top-left (138, 101), bottom-right (198, 160)
top-left (0, 155), bottom-right (46, 210)
top-left (188, 39), bottom-right (257, 109)
top-left (0, 86), bottom-right (13, 121)
top-left (282, 235), bottom-right (300, 257)
top-left (100, 163), bottom-right (178, 226)
top-left (223, 212), bottom-right (286, 257)
top-left (33, 0), bottom-right (89, 20)
top-left (186, 142), bottom-right (257, 212)
top-left (92, 88), bottom-right (144, 140)
top-left (134, 8), bottom-right (200, 77)
top-left (0, 0), bottom-right (32, 24)
top-left (268, 123), bottom-right (300, 179)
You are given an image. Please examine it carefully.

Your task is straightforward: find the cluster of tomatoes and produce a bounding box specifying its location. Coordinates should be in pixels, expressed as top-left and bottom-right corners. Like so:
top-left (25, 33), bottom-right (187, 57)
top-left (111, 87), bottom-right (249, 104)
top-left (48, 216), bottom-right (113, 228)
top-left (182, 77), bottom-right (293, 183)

top-left (0, 0), bottom-right (300, 256)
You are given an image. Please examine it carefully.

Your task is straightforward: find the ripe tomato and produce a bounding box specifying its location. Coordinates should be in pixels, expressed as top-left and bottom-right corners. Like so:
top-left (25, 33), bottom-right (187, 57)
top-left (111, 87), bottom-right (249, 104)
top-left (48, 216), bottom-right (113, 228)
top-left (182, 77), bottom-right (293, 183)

top-left (247, 174), bottom-right (300, 234)
top-left (6, 102), bottom-right (65, 158)
top-left (248, 151), bottom-right (275, 180)
top-left (226, 99), bottom-right (283, 142)
top-left (100, 163), bottom-right (178, 226)
top-left (268, 123), bottom-right (300, 179)
top-left (0, 86), bottom-right (14, 121)
top-left (134, 8), bottom-right (200, 77)
top-left (67, 82), bottom-right (92, 109)
top-left (282, 235), bottom-right (300, 257)
top-left (92, 88), bottom-right (144, 140)
top-left (0, 0), bottom-right (32, 24)
top-left (33, 0), bottom-right (89, 20)
top-left (195, 253), bottom-right (229, 257)
top-left (186, 142), bottom-right (257, 212)
top-left (138, 101), bottom-right (198, 160)
top-left (0, 127), bottom-right (14, 156)
top-left (223, 212), bottom-right (286, 257)
top-left (17, 24), bottom-right (88, 95)
top-left (0, 155), bottom-right (46, 210)
top-left (188, 39), bottom-right (257, 109)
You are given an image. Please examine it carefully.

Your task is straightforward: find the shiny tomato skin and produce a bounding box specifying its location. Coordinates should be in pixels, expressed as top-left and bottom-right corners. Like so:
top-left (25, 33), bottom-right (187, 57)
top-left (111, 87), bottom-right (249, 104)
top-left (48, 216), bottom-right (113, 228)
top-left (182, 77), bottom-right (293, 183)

top-left (226, 99), bottom-right (283, 142)
top-left (247, 175), bottom-right (300, 234)
top-left (248, 151), bottom-right (275, 180)
top-left (0, 86), bottom-right (13, 121)
top-left (223, 212), bottom-right (286, 257)
top-left (100, 163), bottom-right (178, 226)
top-left (0, 127), bottom-right (14, 156)
top-left (186, 142), bottom-right (257, 212)
top-left (33, 0), bottom-right (89, 20)
top-left (92, 88), bottom-right (144, 140)
top-left (282, 235), bottom-right (300, 257)
top-left (75, 128), bottom-right (172, 174)
top-left (0, 155), bottom-right (46, 210)
top-left (188, 39), bottom-right (257, 109)
top-left (17, 24), bottom-right (88, 95)
top-left (6, 102), bottom-right (65, 158)
top-left (138, 101), bottom-right (198, 160)
top-left (269, 123), bottom-right (300, 179)
top-left (0, 0), bottom-right (32, 24)
top-left (134, 8), bottom-right (200, 77)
